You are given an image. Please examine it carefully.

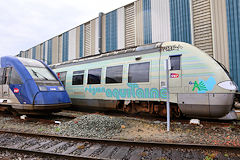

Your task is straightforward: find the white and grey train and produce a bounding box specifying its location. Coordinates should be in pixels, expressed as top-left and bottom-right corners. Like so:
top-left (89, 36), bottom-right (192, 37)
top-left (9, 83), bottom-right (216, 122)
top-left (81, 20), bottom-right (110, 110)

top-left (51, 41), bottom-right (239, 119)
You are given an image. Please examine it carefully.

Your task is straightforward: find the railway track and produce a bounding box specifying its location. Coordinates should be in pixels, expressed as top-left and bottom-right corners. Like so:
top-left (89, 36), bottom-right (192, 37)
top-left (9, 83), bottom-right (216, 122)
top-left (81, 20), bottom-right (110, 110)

top-left (0, 130), bottom-right (239, 159)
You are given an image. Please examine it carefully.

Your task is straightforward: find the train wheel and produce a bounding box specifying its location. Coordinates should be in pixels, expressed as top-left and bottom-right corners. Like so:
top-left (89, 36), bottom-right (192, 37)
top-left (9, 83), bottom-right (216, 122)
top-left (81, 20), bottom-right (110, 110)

top-left (173, 107), bottom-right (182, 118)
top-left (8, 106), bottom-right (19, 116)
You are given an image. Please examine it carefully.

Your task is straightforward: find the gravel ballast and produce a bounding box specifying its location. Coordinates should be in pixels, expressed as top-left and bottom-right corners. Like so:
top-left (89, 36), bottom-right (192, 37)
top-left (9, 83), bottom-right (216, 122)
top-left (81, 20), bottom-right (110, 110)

top-left (57, 114), bottom-right (126, 138)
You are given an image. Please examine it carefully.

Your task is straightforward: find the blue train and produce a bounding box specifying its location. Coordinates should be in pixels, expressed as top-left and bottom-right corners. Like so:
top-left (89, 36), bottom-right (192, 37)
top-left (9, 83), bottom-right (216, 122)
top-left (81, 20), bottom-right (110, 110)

top-left (0, 56), bottom-right (71, 115)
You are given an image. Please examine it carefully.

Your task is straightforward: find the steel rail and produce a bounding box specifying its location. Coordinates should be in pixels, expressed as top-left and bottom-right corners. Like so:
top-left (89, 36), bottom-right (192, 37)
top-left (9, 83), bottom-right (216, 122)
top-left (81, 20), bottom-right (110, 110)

top-left (0, 129), bottom-right (238, 159)
top-left (0, 130), bottom-right (238, 150)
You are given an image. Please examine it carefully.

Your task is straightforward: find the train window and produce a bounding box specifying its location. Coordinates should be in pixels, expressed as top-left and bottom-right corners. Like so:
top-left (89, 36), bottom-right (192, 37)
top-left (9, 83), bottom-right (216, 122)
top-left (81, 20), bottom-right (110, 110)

top-left (57, 71), bottom-right (67, 86)
top-left (9, 68), bottom-right (23, 84)
top-left (72, 70), bottom-right (84, 85)
top-left (106, 65), bottom-right (123, 84)
top-left (128, 62), bottom-right (150, 83)
top-left (170, 55), bottom-right (181, 70)
top-left (87, 68), bottom-right (102, 84)
top-left (0, 68), bottom-right (4, 84)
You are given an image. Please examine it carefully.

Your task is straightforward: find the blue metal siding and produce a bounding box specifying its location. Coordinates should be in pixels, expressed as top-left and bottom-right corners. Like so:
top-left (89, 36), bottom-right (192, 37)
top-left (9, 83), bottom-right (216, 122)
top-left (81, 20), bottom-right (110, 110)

top-left (79, 25), bottom-right (84, 57)
top-left (62, 32), bottom-right (69, 62)
top-left (105, 10), bottom-right (117, 52)
top-left (47, 39), bottom-right (52, 65)
top-left (32, 47), bottom-right (36, 59)
top-left (143, 0), bottom-right (152, 44)
top-left (226, 0), bottom-right (240, 86)
top-left (169, 0), bottom-right (192, 44)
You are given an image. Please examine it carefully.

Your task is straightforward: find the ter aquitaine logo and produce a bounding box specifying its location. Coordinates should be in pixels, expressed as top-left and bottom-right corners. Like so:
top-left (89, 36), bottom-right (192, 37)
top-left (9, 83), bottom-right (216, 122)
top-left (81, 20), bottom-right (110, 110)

top-left (191, 77), bottom-right (216, 93)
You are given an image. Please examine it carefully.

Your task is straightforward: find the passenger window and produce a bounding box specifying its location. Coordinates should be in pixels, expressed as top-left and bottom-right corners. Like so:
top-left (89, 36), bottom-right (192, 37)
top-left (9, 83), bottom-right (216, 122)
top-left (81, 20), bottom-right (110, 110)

top-left (106, 65), bottom-right (123, 84)
top-left (72, 70), bottom-right (84, 85)
top-left (57, 71), bottom-right (67, 87)
top-left (3, 68), bottom-right (11, 84)
top-left (9, 68), bottom-right (23, 84)
top-left (170, 55), bottom-right (181, 70)
top-left (128, 62), bottom-right (150, 83)
top-left (0, 68), bottom-right (4, 84)
top-left (87, 68), bottom-right (102, 84)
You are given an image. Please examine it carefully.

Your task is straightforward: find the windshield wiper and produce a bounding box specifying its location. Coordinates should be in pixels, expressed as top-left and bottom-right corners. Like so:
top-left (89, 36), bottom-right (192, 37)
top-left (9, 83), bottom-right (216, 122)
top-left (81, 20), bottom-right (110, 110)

top-left (31, 69), bottom-right (39, 77)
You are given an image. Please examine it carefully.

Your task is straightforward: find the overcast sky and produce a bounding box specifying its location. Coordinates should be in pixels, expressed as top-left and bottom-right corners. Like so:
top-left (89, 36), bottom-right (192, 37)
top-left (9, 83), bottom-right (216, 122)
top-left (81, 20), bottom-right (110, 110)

top-left (0, 0), bottom-right (135, 57)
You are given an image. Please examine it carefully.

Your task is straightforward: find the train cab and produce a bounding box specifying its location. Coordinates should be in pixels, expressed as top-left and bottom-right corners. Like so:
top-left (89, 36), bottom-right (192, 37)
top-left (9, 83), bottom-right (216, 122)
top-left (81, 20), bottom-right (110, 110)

top-left (0, 56), bottom-right (71, 115)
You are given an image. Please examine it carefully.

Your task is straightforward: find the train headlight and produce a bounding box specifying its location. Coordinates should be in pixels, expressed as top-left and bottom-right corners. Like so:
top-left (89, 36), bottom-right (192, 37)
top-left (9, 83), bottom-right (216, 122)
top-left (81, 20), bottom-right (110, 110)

top-left (58, 86), bottom-right (65, 91)
top-left (38, 86), bottom-right (47, 91)
top-left (218, 81), bottom-right (238, 91)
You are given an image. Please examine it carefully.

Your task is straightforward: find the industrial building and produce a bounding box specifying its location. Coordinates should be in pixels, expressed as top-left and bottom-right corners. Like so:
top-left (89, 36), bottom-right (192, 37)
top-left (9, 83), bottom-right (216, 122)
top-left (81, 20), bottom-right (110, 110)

top-left (17, 0), bottom-right (240, 86)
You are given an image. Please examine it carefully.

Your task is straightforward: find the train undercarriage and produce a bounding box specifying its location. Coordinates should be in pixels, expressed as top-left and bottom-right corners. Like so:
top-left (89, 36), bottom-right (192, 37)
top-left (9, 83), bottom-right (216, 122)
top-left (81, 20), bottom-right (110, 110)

top-left (116, 100), bottom-right (181, 118)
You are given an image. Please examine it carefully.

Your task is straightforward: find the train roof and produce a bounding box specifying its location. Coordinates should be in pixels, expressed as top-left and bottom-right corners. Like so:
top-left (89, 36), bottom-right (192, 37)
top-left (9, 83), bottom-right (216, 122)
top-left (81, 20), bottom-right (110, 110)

top-left (51, 42), bottom-right (163, 69)
top-left (0, 56), bottom-right (47, 69)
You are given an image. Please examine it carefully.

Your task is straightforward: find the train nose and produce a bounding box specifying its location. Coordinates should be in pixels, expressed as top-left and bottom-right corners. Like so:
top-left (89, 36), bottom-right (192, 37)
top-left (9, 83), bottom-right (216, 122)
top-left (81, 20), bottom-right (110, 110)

top-left (33, 91), bottom-right (71, 105)
top-left (178, 93), bottom-right (234, 118)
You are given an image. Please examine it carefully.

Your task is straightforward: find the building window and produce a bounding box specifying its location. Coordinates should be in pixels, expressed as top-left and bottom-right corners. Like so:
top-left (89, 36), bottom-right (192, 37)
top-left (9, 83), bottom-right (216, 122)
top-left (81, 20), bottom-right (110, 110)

top-left (170, 55), bottom-right (181, 70)
top-left (106, 65), bottom-right (123, 84)
top-left (128, 62), bottom-right (150, 83)
top-left (87, 68), bottom-right (102, 84)
top-left (72, 70), bottom-right (84, 85)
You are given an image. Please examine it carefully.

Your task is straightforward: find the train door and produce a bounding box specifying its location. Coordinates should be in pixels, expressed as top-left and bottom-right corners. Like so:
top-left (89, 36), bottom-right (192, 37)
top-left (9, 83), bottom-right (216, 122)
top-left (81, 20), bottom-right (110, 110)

top-left (2, 67), bottom-right (12, 98)
top-left (168, 55), bottom-right (182, 89)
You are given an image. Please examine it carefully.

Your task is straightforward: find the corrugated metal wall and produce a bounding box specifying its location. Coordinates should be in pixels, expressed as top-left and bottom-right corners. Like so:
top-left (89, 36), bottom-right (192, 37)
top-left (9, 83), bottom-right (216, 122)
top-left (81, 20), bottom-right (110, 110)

top-left (23, 51), bottom-right (26, 58)
top-left (102, 15), bottom-right (106, 53)
top-left (117, 7), bottom-right (125, 49)
top-left (80, 25), bottom-right (84, 57)
top-left (52, 37), bottom-right (58, 64)
top-left (62, 32), bottom-right (69, 62)
top-left (47, 39), bottom-right (52, 65)
top-left (28, 49), bottom-right (32, 59)
top-left (68, 28), bottom-right (77, 60)
top-left (32, 47), bottom-right (36, 59)
top-left (95, 18), bottom-right (99, 54)
top-left (84, 22), bottom-right (91, 56)
top-left (76, 26), bottom-right (80, 58)
top-left (192, 0), bottom-right (213, 56)
top-left (58, 35), bottom-right (63, 63)
top-left (90, 19), bottom-right (96, 54)
top-left (143, 0), bottom-right (152, 44)
top-left (226, 0), bottom-right (240, 86)
top-left (125, 3), bottom-right (136, 48)
top-left (170, 0), bottom-right (192, 44)
top-left (106, 10), bottom-right (117, 52)
top-left (135, 0), bottom-right (144, 46)
top-left (44, 42), bottom-right (48, 63)
top-left (36, 45), bottom-right (40, 60)
top-left (41, 43), bottom-right (44, 62)
top-left (210, 0), bottom-right (229, 70)
top-left (151, 0), bottom-right (171, 43)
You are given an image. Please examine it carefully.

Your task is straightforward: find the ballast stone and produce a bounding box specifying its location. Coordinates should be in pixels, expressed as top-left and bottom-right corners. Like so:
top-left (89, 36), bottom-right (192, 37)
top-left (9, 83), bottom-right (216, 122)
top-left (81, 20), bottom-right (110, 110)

top-left (57, 114), bottom-right (126, 139)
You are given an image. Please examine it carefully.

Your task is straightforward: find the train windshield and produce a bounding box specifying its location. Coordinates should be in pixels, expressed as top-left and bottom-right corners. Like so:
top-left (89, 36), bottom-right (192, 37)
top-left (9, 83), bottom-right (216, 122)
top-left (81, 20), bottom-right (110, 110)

top-left (18, 58), bottom-right (61, 86)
